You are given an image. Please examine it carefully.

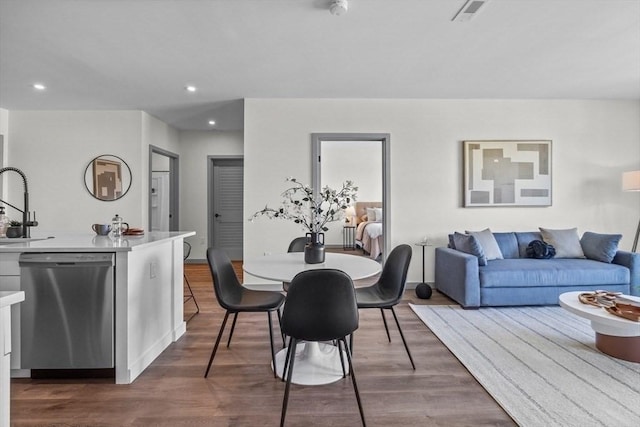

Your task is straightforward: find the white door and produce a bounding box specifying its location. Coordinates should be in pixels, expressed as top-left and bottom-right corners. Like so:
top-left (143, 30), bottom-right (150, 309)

top-left (211, 159), bottom-right (243, 260)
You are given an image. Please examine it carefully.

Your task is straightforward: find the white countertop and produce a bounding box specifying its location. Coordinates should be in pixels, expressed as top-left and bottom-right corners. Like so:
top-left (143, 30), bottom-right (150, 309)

top-left (0, 291), bottom-right (25, 308)
top-left (0, 231), bottom-right (195, 253)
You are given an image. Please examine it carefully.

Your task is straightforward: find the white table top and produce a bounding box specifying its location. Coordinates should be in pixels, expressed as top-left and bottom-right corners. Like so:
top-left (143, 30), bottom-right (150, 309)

top-left (243, 252), bottom-right (381, 282)
top-left (559, 291), bottom-right (640, 336)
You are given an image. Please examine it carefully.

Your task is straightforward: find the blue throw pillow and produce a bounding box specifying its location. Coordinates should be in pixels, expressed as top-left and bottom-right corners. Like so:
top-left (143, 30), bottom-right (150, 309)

top-left (452, 232), bottom-right (487, 266)
top-left (580, 232), bottom-right (622, 263)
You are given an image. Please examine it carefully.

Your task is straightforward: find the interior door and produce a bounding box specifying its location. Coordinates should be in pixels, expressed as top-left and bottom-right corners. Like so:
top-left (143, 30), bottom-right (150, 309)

top-left (211, 158), bottom-right (244, 260)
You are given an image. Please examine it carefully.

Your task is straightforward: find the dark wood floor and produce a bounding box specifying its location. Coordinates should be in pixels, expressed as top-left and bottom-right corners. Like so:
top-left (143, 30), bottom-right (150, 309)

top-left (10, 262), bottom-right (516, 426)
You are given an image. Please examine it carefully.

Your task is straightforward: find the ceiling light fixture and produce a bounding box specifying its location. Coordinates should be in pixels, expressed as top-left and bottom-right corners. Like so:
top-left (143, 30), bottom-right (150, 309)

top-left (208, 120), bottom-right (216, 126)
top-left (32, 83), bottom-right (46, 90)
top-left (452, 0), bottom-right (488, 22)
top-left (329, 0), bottom-right (348, 16)
top-left (185, 85), bottom-right (197, 92)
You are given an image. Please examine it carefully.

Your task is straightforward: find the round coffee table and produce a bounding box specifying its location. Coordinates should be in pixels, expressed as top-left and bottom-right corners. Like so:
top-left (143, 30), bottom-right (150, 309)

top-left (559, 291), bottom-right (640, 363)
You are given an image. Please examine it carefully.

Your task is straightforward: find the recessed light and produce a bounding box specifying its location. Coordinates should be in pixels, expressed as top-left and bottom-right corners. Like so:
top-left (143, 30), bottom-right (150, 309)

top-left (208, 120), bottom-right (216, 126)
top-left (185, 85), bottom-right (197, 92)
top-left (32, 83), bottom-right (46, 90)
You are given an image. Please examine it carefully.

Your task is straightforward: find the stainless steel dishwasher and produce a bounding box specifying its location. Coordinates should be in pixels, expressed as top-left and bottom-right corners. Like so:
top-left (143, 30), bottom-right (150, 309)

top-left (19, 253), bottom-right (114, 370)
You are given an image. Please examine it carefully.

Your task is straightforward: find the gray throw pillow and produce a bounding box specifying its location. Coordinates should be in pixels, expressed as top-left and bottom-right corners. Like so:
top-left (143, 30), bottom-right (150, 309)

top-left (453, 232), bottom-right (487, 266)
top-left (466, 228), bottom-right (504, 260)
top-left (580, 232), bottom-right (622, 263)
top-left (539, 227), bottom-right (585, 259)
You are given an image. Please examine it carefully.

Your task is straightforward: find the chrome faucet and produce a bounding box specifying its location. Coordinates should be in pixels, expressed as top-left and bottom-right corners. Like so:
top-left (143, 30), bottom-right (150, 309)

top-left (0, 167), bottom-right (38, 238)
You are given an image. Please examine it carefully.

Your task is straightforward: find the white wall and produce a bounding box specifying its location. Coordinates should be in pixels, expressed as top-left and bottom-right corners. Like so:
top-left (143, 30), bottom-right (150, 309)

top-left (244, 99), bottom-right (640, 284)
top-left (6, 110), bottom-right (180, 232)
top-left (178, 130), bottom-right (243, 259)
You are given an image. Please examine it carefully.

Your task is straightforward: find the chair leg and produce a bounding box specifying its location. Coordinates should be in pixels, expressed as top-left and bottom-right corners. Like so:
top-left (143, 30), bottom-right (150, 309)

top-left (282, 336), bottom-right (294, 383)
top-left (390, 307), bottom-right (416, 370)
top-left (380, 308), bottom-right (391, 342)
top-left (226, 312), bottom-right (239, 348)
top-left (184, 274), bottom-right (200, 314)
top-left (268, 311), bottom-right (277, 379)
top-left (204, 311), bottom-right (230, 378)
top-left (277, 308), bottom-right (285, 346)
top-left (337, 339), bottom-right (347, 378)
top-left (350, 333), bottom-right (354, 355)
top-left (342, 337), bottom-right (366, 427)
top-left (280, 339), bottom-right (298, 427)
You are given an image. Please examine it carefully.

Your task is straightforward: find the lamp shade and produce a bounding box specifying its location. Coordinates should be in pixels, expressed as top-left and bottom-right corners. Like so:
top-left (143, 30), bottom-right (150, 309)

top-left (622, 170), bottom-right (640, 192)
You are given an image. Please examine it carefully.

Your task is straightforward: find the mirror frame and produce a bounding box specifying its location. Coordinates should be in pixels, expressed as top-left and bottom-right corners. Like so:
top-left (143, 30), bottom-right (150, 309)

top-left (311, 133), bottom-right (391, 262)
top-left (84, 154), bottom-right (132, 201)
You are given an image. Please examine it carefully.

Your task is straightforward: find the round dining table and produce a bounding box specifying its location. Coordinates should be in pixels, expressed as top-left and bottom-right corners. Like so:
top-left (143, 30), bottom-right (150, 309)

top-left (243, 252), bottom-right (381, 385)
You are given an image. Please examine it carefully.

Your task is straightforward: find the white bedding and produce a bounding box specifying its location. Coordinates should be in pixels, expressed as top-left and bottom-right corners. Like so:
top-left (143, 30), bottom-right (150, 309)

top-left (356, 221), bottom-right (383, 259)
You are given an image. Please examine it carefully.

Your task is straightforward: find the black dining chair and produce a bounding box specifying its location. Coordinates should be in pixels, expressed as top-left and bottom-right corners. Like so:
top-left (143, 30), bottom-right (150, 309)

top-left (280, 269), bottom-right (366, 427)
top-left (352, 244), bottom-right (415, 369)
top-left (282, 236), bottom-right (307, 292)
top-left (183, 241), bottom-right (200, 322)
top-left (204, 248), bottom-right (286, 378)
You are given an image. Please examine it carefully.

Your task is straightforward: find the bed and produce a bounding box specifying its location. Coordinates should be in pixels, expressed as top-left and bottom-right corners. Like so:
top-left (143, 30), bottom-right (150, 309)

top-left (353, 201), bottom-right (383, 260)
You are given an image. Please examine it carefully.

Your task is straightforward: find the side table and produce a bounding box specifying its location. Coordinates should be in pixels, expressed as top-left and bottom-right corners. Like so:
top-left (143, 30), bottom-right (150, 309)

top-left (343, 226), bottom-right (356, 250)
top-left (414, 241), bottom-right (432, 299)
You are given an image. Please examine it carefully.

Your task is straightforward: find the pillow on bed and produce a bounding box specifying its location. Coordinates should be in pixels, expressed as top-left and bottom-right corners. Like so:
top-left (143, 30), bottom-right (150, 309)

top-left (452, 232), bottom-right (487, 266)
top-left (373, 208), bottom-right (383, 222)
top-left (366, 208), bottom-right (376, 221)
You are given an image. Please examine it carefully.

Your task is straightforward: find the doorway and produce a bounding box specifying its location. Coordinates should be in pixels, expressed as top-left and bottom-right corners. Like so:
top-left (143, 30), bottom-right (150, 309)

top-left (148, 146), bottom-right (179, 231)
top-left (311, 133), bottom-right (390, 261)
top-left (208, 156), bottom-right (244, 260)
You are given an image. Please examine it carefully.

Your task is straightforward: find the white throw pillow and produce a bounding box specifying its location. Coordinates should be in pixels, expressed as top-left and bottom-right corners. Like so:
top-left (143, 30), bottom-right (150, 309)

top-left (366, 208), bottom-right (376, 221)
top-left (539, 227), bottom-right (585, 258)
top-left (373, 207), bottom-right (383, 222)
top-left (466, 228), bottom-right (503, 260)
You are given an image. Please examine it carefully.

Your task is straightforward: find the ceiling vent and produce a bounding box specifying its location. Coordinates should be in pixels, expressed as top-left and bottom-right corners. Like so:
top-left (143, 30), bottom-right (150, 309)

top-left (452, 0), bottom-right (488, 22)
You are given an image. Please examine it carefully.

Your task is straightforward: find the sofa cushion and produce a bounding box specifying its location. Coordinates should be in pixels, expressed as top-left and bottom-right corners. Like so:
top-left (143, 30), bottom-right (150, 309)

top-left (493, 232), bottom-right (519, 259)
top-left (452, 232), bottom-right (487, 266)
top-left (539, 227), bottom-right (585, 259)
top-left (515, 232), bottom-right (543, 258)
top-left (580, 232), bottom-right (622, 263)
top-left (466, 228), bottom-right (503, 260)
top-left (478, 258), bottom-right (630, 288)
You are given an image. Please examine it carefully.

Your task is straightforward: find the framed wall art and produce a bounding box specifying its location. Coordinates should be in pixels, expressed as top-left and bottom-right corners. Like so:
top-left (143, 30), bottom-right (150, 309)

top-left (463, 140), bottom-right (552, 207)
top-left (92, 156), bottom-right (124, 200)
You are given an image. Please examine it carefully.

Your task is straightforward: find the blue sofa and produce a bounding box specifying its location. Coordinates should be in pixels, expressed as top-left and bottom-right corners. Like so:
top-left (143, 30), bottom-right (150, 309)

top-left (435, 231), bottom-right (640, 308)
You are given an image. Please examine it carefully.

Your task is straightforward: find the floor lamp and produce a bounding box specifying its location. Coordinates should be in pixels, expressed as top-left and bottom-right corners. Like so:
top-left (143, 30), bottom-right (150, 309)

top-left (623, 170), bottom-right (640, 252)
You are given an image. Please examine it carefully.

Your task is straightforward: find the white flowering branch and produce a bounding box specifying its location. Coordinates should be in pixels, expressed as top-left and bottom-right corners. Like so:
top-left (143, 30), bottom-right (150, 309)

top-left (249, 177), bottom-right (358, 233)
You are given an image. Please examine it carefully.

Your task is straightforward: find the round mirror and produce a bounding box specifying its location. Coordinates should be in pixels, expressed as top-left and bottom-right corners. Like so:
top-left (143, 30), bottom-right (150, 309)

top-left (84, 154), bottom-right (132, 201)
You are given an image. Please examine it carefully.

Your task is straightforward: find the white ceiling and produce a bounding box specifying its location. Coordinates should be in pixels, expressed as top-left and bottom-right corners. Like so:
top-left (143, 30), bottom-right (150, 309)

top-left (1, 0), bottom-right (639, 131)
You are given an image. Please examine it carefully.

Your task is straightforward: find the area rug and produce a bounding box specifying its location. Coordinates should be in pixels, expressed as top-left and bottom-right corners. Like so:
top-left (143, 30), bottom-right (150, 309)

top-left (409, 304), bottom-right (640, 427)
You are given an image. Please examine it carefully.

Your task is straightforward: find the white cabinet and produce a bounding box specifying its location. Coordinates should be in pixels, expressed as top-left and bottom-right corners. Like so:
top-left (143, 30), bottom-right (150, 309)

top-left (0, 253), bottom-right (20, 370)
top-left (0, 291), bottom-right (25, 427)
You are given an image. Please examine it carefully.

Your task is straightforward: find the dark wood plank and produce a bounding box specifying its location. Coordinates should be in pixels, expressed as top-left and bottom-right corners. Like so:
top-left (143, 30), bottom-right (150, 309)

top-left (10, 262), bottom-right (516, 426)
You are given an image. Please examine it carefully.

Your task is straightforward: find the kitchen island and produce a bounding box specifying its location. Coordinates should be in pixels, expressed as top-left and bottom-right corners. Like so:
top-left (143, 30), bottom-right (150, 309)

top-left (0, 231), bottom-right (195, 384)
